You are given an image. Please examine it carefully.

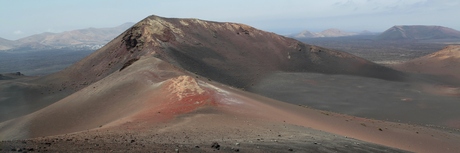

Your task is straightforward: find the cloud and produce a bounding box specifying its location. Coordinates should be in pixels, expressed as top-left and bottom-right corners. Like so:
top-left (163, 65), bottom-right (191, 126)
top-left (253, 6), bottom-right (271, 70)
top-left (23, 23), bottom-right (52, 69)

top-left (13, 30), bottom-right (23, 34)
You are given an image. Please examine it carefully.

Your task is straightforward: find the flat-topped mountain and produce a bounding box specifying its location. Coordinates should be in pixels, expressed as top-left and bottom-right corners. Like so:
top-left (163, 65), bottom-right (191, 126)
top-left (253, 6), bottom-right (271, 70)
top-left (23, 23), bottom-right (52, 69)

top-left (377, 25), bottom-right (460, 40)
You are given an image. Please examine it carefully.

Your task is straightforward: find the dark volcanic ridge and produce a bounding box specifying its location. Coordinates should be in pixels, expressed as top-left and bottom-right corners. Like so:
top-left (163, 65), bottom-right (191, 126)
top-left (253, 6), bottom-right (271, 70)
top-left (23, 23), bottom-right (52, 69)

top-left (377, 25), bottom-right (460, 40)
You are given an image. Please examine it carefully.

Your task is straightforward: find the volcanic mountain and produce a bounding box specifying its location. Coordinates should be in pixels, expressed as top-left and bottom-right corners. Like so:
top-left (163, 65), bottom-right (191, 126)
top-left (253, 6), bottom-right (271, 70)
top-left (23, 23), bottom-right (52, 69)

top-left (377, 25), bottom-right (460, 40)
top-left (1, 15), bottom-right (459, 152)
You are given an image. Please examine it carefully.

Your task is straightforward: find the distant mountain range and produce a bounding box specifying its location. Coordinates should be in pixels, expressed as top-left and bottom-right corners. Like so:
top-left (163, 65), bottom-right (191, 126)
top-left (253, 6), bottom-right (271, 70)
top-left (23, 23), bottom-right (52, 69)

top-left (0, 22), bottom-right (134, 51)
top-left (376, 25), bottom-right (460, 40)
top-left (291, 25), bottom-right (460, 40)
top-left (290, 28), bottom-right (375, 38)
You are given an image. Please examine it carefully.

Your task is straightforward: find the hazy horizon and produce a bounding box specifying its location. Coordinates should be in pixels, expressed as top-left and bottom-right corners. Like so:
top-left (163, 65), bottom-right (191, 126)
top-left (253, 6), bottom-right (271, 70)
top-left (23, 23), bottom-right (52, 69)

top-left (1, 0), bottom-right (460, 40)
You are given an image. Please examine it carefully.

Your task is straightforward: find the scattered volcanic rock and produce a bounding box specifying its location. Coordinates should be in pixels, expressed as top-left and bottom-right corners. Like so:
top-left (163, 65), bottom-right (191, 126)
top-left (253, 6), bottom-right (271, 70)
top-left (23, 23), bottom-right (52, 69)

top-left (377, 25), bottom-right (460, 40)
top-left (211, 142), bottom-right (220, 150)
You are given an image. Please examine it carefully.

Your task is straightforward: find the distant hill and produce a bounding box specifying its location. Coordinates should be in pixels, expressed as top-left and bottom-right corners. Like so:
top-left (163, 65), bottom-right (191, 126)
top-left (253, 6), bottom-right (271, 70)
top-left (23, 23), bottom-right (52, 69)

top-left (377, 25), bottom-right (460, 40)
top-left (393, 45), bottom-right (460, 79)
top-left (293, 30), bottom-right (321, 38)
top-left (0, 37), bottom-right (15, 50)
top-left (291, 28), bottom-right (364, 38)
top-left (1, 22), bottom-right (134, 51)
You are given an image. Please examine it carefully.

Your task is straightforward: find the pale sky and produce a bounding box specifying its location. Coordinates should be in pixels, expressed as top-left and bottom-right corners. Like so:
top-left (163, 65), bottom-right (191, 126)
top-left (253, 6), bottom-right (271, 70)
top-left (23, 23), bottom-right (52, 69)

top-left (1, 0), bottom-right (459, 40)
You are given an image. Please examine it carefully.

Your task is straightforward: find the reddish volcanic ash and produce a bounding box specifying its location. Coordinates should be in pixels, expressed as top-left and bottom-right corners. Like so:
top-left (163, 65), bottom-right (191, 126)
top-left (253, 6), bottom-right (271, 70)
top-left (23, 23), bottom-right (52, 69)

top-left (132, 75), bottom-right (216, 123)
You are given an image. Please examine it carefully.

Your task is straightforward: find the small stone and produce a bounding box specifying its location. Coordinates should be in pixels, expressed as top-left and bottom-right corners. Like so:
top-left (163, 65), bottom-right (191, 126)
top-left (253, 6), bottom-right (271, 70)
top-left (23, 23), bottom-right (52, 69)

top-left (235, 142), bottom-right (240, 146)
top-left (211, 142), bottom-right (220, 150)
top-left (175, 148), bottom-right (179, 152)
top-left (195, 145), bottom-right (200, 148)
top-left (288, 148), bottom-right (294, 151)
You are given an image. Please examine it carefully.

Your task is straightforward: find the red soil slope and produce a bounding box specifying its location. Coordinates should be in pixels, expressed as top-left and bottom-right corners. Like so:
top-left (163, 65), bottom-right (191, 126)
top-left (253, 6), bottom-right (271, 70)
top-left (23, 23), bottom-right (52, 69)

top-left (393, 45), bottom-right (460, 80)
top-left (1, 56), bottom-right (459, 153)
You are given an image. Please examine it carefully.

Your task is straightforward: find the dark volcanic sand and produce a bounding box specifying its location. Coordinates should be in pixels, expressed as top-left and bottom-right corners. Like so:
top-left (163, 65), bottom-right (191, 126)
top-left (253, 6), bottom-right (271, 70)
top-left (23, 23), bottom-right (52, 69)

top-left (250, 72), bottom-right (460, 128)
